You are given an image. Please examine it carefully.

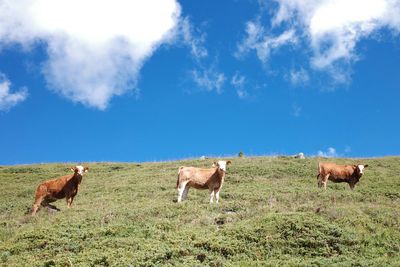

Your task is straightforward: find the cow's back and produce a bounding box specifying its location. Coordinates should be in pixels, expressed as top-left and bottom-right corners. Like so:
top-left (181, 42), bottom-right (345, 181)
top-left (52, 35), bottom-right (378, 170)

top-left (43, 174), bottom-right (74, 197)
top-left (319, 162), bottom-right (337, 174)
top-left (179, 167), bottom-right (217, 189)
top-left (321, 163), bottom-right (354, 182)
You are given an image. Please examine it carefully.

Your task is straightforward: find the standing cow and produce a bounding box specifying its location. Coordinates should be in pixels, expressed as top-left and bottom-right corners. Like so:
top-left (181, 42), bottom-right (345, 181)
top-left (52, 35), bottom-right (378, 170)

top-left (176, 160), bottom-right (231, 203)
top-left (31, 165), bottom-right (88, 215)
top-left (317, 162), bottom-right (368, 190)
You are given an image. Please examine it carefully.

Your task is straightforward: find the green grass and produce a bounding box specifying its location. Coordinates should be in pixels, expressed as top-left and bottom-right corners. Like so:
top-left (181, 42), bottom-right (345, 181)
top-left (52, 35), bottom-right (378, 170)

top-left (0, 157), bottom-right (399, 266)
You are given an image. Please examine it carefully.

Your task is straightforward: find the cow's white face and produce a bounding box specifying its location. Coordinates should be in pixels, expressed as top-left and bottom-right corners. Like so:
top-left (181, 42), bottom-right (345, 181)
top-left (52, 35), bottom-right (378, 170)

top-left (76, 166), bottom-right (85, 175)
top-left (215, 160), bottom-right (231, 172)
top-left (72, 165), bottom-right (88, 175)
top-left (357, 165), bottom-right (367, 174)
top-left (218, 161), bottom-right (227, 172)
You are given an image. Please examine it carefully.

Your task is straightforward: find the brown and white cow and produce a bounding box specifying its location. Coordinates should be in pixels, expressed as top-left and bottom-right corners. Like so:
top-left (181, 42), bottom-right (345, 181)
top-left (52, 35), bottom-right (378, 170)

top-left (31, 165), bottom-right (88, 215)
top-left (317, 162), bottom-right (368, 190)
top-left (176, 160), bottom-right (231, 203)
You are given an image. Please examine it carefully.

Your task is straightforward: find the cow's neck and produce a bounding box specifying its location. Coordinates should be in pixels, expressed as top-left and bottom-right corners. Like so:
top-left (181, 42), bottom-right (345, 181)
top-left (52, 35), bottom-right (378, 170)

top-left (351, 167), bottom-right (360, 178)
top-left (215, 168), bottom-right (226, 179)
top-left (71, 174), bottom-right (83, 184)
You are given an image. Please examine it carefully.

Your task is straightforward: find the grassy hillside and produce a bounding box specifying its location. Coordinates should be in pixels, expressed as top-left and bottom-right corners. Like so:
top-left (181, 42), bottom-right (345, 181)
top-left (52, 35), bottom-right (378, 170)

top-left (0, 156), bottom-right (399, 266)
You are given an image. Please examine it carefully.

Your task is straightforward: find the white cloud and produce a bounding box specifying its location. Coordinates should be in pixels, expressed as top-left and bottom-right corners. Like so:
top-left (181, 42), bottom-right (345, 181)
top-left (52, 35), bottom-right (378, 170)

top-left (191, 68), bottom-right (226, 94)
top-left (0, 74), bottom-right (28, 111)
top-left (236, 21), bottom-right (297, 63)
top-left (272, 0), bottom-right (400, 70)
top-left (0, 0), bottom-right (181, 109)
top-left (231, 72), bottom-right (249, 99)
top-left (241, 0), bottom-right (400, 83)
top-left (289, 68), bottom-right (309, 86)
top-left (180, 17), bottom-right (208, 59)
top-left (317, 147), bottom-right (338, 157)
top-left (179, 18), bottom-right (229, 96)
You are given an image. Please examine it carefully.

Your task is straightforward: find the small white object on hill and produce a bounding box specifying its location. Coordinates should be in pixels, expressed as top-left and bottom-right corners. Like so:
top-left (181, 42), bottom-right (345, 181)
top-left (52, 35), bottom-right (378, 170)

top-left (293, 152), bottom-right (305, 159)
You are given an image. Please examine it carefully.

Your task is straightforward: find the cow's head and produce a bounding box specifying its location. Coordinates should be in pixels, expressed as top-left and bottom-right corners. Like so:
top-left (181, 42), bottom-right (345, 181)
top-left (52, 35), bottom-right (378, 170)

top-left (354, 164), bottom-right (368, 176)
top-left (213, 160), bottom-right (232, 172)
top-left (70, 165), bottom-right (89, 175)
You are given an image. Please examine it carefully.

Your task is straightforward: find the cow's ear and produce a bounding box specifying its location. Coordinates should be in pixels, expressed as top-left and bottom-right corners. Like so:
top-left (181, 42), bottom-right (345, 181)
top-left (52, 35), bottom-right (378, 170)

top-left (364, 164), bottom-right (369, 168)
top-left (227, 160), bottom-right (232, 165)
top-left (70, 167), bottom-right (75, 172)
top-left (84, 167), bottom-right (89, 172)
top-left (212, 161), bottom-right (217, 167)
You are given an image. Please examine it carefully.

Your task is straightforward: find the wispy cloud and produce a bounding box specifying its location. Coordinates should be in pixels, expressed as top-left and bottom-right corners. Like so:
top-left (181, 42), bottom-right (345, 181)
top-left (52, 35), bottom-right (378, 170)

top-left (0, 74), bottom-right (28, 111)
top-left (317, 147), bottom-right (338, 158)
top-left (179, 17), bottom-right (229, 95)
top-left (236, 20), bottom-right (297, 63)
top-left (231, 72), bottom-right (249, 99)
top-left (289, 68), bottom-right (309, 86)
top-left (316, 146), bottom-right (354, 157)
top-left (241, 0), bottom-right (400, 83)
top-left (0, 0), bottom-right (181, 110)
top-left (180, 17), bottom-right (208, 60)
top-left (191, 67), bottom-right (226, 94)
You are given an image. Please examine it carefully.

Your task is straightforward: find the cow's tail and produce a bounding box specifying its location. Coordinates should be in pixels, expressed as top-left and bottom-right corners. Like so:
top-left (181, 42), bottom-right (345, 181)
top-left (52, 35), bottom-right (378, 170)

top-left (176, 167), bottom-right (184, 189)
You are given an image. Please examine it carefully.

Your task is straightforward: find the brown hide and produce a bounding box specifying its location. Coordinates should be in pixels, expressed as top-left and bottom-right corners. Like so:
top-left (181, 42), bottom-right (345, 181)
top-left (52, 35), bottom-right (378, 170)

top-left (178, 167), bottom-right (225, 191)
top-left (317, 162), bottom-right (368, 190)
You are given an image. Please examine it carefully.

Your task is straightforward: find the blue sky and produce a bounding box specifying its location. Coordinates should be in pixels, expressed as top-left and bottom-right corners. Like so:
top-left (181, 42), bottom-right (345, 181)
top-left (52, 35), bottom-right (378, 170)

top-left (0, 0), bottom-right (399, 165)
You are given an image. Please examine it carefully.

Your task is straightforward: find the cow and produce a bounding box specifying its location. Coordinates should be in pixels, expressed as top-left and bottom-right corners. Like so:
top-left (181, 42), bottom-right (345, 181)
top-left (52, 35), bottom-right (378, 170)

top-left (176, 160), bottom-right (231, 203)
top-left (31, 165), bottom-right (89, 215)
top-left (317, 162), bottom-right (368, 190)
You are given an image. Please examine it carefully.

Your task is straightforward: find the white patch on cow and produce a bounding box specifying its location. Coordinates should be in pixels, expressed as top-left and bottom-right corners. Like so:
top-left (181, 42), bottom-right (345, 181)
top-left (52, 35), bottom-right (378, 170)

top-left (217, 161), bottom-right (227, 172)
top-left (215, 190), bottom-right (220, 203)
top-left (358, 165), bottom-right (365, 174)
top-left (209, 190), bottom-right (215, 203)
top-left (177, 181), bottom-right (189, 203)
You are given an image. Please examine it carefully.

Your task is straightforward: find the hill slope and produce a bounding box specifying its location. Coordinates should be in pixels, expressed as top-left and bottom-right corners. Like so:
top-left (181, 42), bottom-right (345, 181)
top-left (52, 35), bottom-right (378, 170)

top-left (1, 157), bottom-right (400, 266)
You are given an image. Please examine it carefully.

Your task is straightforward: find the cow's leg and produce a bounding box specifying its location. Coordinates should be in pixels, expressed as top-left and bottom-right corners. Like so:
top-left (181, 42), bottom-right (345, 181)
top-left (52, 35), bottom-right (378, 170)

top-left (31, 185), bottom-right (48, 215)
top-left (214, 190), bottom-right (220, 203)
top-left (209, 189), bottom-right (215, 204)
top-left (31, 196), bottom-right (44, 215)
top-left (322, 174), bottom-right (329, 190)
top-left (66, 197), bottom-right (74, 208)
top-left (177, 181), bottom-right (188, 203)
top-left (43, 197), bottom-right (60, 211)
top-left (349, 183), bottom-right (355, 190)
top-left (182, 185), bottom-right (190, 201)
top-left (317, 174), bottom-right (323, 188)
